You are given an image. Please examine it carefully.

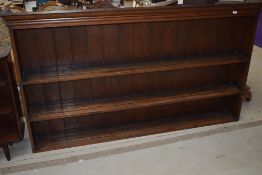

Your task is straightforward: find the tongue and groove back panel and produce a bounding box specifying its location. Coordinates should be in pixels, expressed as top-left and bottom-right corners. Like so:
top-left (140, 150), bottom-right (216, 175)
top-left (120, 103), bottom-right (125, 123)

top-left (15, 18), bottom-right (249, 75)
top-left (4, 3), bottom-right (261, 152)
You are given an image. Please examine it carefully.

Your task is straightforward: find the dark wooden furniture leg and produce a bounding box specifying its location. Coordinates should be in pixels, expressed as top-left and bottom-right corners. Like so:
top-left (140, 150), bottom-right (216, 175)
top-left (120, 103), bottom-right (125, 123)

top-left (243, 86), bottom-right (252, 102)
top-left (1, 144), bottom-right (11, 161)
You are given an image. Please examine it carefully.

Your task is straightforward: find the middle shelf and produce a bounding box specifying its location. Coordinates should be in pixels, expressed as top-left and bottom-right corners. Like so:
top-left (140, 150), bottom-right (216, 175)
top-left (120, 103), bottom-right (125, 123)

top-left (29, 85), bottom-right (241, 122)
top-left (22, 52), bottom-right (248, 85)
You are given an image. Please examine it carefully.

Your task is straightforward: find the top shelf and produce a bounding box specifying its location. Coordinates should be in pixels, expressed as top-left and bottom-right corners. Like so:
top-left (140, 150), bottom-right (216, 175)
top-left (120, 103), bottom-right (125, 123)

top-left (22, 52), bottom-right (248, 86)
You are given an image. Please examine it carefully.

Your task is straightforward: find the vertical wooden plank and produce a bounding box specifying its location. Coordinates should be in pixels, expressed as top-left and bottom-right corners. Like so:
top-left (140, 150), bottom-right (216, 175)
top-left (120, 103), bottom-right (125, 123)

top-left (60, 81), bottom-right (76, 105)
top-left (171, 69), bottom-right (188, 90)
top-left (104, 76), bottom-right (120, 98)
top-left (147, 72), bottom-right (161, 92)
top-left (209, 19), bottom-right (220, 54)
top-left (177, 19), bottom-right (217, 56)
top-left (65, 114), bottom-right (92, 130)
top-left (53, 27), bottom-right (73, 69)
top-left (15, 29), bottom-right (39, 75)
top-left (121, 108), bottom-right (148, 124)
top-left (42, 83), bottom-right (61, 107)
top-left (90, 78), bottom-right (106, 100)
top-left (31, 121), bottom-right (49, 136)
top-left (132, 73), bottom-right (148, 95)
top-left (232, 17), bottom-right (244, 52)
top-left (118, 24), bottom-right (134, 64)
top-left (24, 84), bottom-right (45, 111)
top-left (148, 22), bottom-right (164, 60)
top-left (182, 69), bottom-right (196, 89)
top-left (205, 19), bottom-right (220, 54)
top-left (48, 119), bottom-right (66, 145)
top-left (74, 79), bottom-right (91, 102)
top-left (103, 24), bottom-right (119, 65)
top-left (118, 75), bottom-right (134, 97)
top-left (185, 20), bottom-right (206, 56)
top-left (134, 23), bottom-right (149, 62)
top-left (146, 104), bottom-right (175, 121)
top-left (158, 70), bottom-right (177, 92)
top-left (174, 20), bottom-right (190, 57)
top-left (48, 120), bottom-right (65, 135)
top-left (162, 21), bottom-right (177, 59)
top-left (70, 26), bottom-right (89, 67)
top-left (223, 18), bottom-right (235, 53)
top-left (86, 25), bottom-right (104, 67)
top-left (35, 28), bottom-right (57, 73)
top-left (208, 66), bottom-right (229, 85)
top-left (189, 19), bottom-right (213, 55)
top-left (159, 71), bottom-right (176, 91)
top-left (197, 67), bottom-right (210, 88)
top-left (226, 18), bottom-right (235, 52)
top-left (216, 18), bottom-right (229, 53)
top-left (96, 112), bottom-right (123, 128)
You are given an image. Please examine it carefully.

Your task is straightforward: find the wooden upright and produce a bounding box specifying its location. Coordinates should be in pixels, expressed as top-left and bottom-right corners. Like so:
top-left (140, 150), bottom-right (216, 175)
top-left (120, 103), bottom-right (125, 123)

top-left (2, 2), bottom-right (262, 152)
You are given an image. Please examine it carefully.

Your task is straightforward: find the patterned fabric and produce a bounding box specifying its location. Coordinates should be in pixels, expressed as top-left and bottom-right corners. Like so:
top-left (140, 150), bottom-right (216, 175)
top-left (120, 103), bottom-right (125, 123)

top-left (0, 17), bottom-right (11, 48)
top-left (10, 8), bottom-right (24, 13)
top-left (43, 5), bottom-right (65, 11)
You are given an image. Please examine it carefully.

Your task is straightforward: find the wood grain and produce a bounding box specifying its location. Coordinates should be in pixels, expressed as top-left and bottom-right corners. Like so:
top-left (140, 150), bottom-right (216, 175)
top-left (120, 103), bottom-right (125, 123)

top-left (29, 85), bottom-right (241, 122)
top-left (22, 53), bottom-right (247, 85)
top-left (4, 3), bottom-right (261, 152)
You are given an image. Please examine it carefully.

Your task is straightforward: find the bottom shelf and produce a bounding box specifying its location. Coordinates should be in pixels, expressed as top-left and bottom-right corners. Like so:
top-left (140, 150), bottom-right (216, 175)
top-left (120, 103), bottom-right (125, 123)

top-left (34, 110), bottom-right (236, 152)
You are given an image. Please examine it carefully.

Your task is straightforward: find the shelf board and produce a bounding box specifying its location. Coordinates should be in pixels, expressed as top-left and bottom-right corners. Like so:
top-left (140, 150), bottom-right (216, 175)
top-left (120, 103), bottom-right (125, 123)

top-left (23, 53), bottom-right (248, 85)
top-left (29, 85), bottom-right (241, 122)
top-left (34, 111), bottom-right (235, 152)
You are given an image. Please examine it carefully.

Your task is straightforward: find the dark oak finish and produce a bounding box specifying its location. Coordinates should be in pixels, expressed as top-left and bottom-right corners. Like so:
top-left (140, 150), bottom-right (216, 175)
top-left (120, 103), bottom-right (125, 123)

top-left (2, 2), bottom-right (262, 152)
top-left (0, 56), bottom-right (24, 160)
top-left (34, 111), bottom-right (234, 152)
top-left (29, 85), bottom-right (241, 122)
top-left (22, 53), bottom-right (247, 85)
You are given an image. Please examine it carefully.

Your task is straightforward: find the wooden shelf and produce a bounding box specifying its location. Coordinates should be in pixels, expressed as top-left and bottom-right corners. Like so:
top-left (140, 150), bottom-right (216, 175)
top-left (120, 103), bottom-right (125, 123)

top-left (22, 53), bottom-right (247, 85)
top-left (29, 85), bottom-right (241, 122)
top-left (34, 111), bottom-right (235, 152)
top-left (8, 5), bottom-right (261, 153)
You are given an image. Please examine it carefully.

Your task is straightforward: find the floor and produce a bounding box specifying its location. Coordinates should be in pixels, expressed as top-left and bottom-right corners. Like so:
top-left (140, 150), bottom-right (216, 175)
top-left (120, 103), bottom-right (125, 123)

top-left (0, 46), bottom-right (262, 175)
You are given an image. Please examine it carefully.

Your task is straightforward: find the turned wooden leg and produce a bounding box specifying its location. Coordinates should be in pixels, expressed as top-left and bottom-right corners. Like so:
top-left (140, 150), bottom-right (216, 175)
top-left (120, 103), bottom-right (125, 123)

top-left (243, 86), bottom-right (252, 102)
top-left (2, 144), bottom-right (11, 161)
